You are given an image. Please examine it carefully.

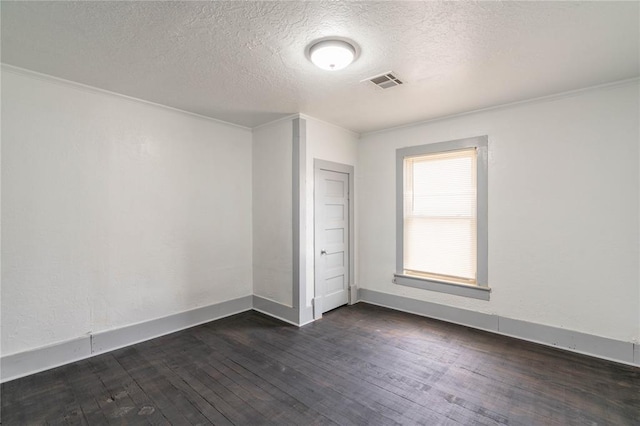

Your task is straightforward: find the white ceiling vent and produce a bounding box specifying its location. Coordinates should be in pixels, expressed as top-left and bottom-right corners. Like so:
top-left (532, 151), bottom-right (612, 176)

top-left (364, 72), bottom-right (404, 89)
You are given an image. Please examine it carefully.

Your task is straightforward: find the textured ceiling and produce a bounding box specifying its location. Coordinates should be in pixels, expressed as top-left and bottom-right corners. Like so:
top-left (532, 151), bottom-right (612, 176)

top-left (2, 1), bottom-right (638, 133)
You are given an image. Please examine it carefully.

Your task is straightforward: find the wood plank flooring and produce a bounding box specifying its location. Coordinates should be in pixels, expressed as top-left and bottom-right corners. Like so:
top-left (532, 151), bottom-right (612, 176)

top-left (2, 303), bottom-right (639, 425)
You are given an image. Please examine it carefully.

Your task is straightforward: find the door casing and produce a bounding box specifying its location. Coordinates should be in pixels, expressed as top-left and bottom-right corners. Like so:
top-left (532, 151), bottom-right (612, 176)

top-left (313, 159), bottom-right (355, 319)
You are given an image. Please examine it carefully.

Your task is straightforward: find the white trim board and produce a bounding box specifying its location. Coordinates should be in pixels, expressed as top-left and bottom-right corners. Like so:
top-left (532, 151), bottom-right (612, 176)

top-left (1, 296), bottom-right (253, 383)
top-left (298, 114), bottom-right (361, 139)
top-left (6, 290), bottom-right (636, 383)
top-left (292, 117), bottom-right (308, 324)
top-left (252, 113), bottom-right (360, 138)
top-left (252, 295), bottom-right (299, 326)
top-left (358, 289), bottom-right (639, 368)
top-left (362, 77), bottom-right (640, 137)
top-left (313, 159), bottom-right (356, 319)
top-left (0, 337), bottom-right (92, 385)
top-left (1, 64), bottom-right (252, 131)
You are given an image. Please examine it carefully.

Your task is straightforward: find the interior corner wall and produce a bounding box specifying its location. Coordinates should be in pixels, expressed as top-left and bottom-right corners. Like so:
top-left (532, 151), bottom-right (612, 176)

top-left (358, 81), bottom-right (640, 344)
top-left (1, 69), bottom-right (253, 357)
top-left (304, 118), bottom-right (359, 311)
top-left (252, 119), bottom-right (294, 307)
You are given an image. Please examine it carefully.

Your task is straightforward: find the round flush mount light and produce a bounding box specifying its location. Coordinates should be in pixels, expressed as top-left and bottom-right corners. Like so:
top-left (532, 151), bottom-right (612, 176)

top-left (308, 39), bottom-right (356, 71)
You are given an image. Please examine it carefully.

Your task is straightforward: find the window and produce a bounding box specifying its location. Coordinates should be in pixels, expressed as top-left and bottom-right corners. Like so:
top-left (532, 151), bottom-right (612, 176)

top-left (395, 136), bottom-right (489, 300)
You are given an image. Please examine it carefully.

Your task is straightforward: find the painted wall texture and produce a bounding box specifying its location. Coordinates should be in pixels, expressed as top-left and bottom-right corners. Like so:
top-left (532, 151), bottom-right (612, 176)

top-left (252, 120), bottom-right (294, 306)
top-left (358, 82), bottom-right (640, 343)
top-left (3, 64), bottom-right (639, 364)
top-left (1, 69), bottom-right (253, 356)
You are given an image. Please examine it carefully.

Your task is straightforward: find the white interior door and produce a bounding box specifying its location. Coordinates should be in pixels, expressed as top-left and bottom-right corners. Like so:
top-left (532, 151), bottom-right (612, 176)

top-left (315, 169), bottom-right (350, 314)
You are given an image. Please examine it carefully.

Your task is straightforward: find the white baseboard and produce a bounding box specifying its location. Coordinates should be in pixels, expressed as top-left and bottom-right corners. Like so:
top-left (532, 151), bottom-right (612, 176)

top-left (299, 305), bottom-right (314, 325)
top-left (0, 336), bottom-right (92, 384)
top-left (252, 295), bottom-right (299, 325)
top-left (1, 295), bottom-right (253, 383)
top-left (7, 289), bottom-right (633, 383)
top-left (358, 288), bottom-right (639, 367)
top-left (91, 296), bottom-right (253, 355)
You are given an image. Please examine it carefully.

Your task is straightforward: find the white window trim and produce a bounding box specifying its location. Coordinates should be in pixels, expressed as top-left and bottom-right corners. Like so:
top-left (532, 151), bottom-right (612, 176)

top-left (395, 136), bottom-right (490, 301)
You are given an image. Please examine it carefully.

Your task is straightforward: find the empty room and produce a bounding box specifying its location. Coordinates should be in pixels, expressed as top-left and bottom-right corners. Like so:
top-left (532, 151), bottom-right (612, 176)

top-left (1, 1), bottom-right (639, 424)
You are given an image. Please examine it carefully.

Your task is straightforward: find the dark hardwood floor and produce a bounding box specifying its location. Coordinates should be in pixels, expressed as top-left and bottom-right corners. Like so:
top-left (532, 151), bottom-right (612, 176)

top-left (2, 303), bottom-right (639, 425)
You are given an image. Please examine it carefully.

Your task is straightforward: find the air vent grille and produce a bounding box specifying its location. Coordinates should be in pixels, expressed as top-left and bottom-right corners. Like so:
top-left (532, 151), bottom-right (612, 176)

top-left (365, 72), bottom-right (404, 89)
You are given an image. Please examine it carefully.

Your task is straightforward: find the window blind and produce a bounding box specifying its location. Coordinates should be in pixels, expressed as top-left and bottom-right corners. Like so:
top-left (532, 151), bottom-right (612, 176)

top-left (403, 148), bottom-right (477, 284)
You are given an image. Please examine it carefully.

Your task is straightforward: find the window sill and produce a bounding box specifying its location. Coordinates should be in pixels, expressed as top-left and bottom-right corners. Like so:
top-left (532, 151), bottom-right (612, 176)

top-left (393, 273), bottom-right (491, 301)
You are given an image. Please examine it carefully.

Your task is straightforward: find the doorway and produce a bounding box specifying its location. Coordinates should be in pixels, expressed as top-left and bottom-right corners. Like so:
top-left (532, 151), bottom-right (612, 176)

top-left (314, 160), bottom-right (354, 318)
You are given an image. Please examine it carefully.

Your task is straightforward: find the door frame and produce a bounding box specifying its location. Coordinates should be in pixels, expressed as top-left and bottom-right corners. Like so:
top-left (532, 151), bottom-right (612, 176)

top-left (313, 159), bottom-right (355, 319)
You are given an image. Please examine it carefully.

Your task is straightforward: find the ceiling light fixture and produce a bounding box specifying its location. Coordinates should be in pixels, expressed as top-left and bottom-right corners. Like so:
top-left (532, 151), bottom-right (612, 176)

top-left (309, 39), bottom-right (356, 71)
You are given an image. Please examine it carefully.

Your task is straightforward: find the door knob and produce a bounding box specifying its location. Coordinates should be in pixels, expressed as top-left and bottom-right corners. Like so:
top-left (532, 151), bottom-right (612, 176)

top-left (320, 249), bottom-right (327, 255)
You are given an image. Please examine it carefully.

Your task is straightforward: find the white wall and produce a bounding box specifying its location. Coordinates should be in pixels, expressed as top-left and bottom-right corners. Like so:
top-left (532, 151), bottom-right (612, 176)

top-left (358, 82), bottom-right (640, 343)
top-left (251, 115), bottom-right (358, 315)
top-left (4, 63), bottom-right (637, 366)
top-left (252, 119), bottom-right (293, 306)
top-left (1, 68), bottom-right (253, 356)
top-left (304, 117), bottom-right (359, 308)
